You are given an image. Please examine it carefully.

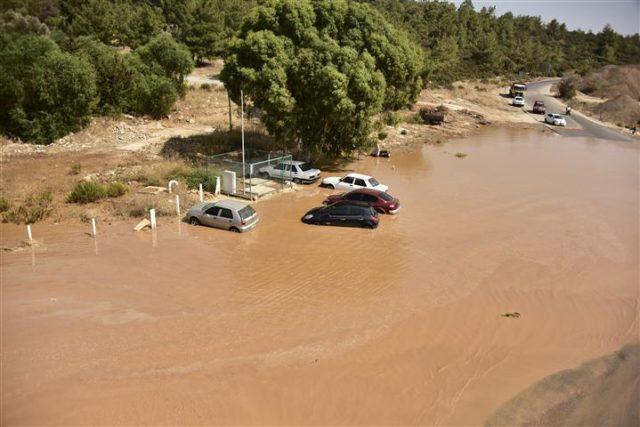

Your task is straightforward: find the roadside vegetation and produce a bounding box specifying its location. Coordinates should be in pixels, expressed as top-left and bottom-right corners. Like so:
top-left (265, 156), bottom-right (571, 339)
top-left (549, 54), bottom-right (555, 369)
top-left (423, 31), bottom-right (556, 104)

top-left (67, 181), bottom-right (129, 204)
top-left (1, 191), bottom-right (53, 224)
top-left (1, 0), bottom-right (637, 150)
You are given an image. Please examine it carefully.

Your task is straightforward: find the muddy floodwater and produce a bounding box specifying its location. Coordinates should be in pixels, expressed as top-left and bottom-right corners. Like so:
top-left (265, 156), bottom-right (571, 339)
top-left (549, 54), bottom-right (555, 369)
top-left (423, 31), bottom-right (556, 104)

top-left (1, 127), bottom-right (638, 425)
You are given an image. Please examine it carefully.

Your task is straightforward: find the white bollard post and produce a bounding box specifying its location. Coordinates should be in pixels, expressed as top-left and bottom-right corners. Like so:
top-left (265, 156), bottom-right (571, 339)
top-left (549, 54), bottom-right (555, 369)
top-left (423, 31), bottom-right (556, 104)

top-left (168, 180), bottom-right (178, 193)
top-left (198, 183), bottom-right (204, 202)
top-left (215, 176), bottom-right (221, 196)
top-left (149, 209), bottom-right (157, 229)
top-left (26, 224), bottom-right (33, 242)
top-left (91, 218), bottom-right (97, 237)
top-left (175, 194), bottom-right (180, 216)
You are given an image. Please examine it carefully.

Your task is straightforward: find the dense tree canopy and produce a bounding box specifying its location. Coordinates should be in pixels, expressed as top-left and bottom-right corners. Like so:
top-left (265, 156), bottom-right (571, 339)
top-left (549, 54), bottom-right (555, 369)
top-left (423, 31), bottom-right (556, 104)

top-left (362, 0), bottom-right (640, 82)
top-left (0, 33), bottom-right (97, 144)
top-left (1, 0), bottom-right (638, 148)
top-left (221, 0), bottom-right (423, 156)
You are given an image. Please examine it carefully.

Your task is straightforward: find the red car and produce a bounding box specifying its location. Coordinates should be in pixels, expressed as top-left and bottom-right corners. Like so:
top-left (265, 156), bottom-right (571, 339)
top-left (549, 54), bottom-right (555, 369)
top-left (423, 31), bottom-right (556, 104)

top-left (533, 100), bottom-right (546, 114)
top-left (323, 188), bottom-right (400, 214)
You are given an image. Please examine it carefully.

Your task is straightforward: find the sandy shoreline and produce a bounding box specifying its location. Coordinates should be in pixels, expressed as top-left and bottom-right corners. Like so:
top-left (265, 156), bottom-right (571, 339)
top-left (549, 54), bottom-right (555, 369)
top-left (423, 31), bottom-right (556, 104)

top-left (2, 127), bottom-right (638, 424)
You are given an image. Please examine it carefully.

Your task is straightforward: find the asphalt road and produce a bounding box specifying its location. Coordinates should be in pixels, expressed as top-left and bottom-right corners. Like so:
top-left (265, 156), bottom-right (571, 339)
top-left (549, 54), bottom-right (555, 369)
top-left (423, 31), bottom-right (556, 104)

top-left (524, 79), bottom-right (635, 142)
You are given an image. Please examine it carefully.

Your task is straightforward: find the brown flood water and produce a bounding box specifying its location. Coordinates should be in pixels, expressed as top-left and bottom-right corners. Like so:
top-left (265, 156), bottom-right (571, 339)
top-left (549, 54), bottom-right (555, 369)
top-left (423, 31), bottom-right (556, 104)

top-left (1, 127), bottom-right (639, 425)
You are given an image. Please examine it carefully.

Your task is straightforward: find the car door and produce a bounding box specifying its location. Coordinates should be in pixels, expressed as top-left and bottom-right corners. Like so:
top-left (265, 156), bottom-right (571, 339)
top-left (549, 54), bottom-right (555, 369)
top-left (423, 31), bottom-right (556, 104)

top-left (346, 206), bottom-right (364, 226)
top-left (203, 206), bottom-right (220, 227)
top-left (288, 164), bottom-right (298, 180)
top-left (326, 204), bottom-right (349, 225)
top-left (337, 176), bottom-right (355, 190)
top-left (353, 178), bottom-right (367, 189)
top-left (270, 163), bottom-right (284, 179)
top-left (217, 207), bottom-right (234, 229)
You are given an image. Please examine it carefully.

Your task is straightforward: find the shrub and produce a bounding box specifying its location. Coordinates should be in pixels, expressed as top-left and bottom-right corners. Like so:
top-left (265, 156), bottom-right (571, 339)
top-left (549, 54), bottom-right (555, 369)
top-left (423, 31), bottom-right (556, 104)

top-left (67, 181), bottom-right (106, 203)
top-left (455, 152), bottom-right (468, 158)
top-left (377, 131), bottom-right (388, 140)
top-left (69, 163), bottom-right (82, 175)
top-left (200, 83), bottom-right (211, 91)
top-left (169, 166), bottom-right (218, 192)
top-left (400, 129), bottom-right (408, 135)
top-left (558, 74), bottom-right (579, 100)
top-left (132, 72), bottom-right (177, 118)
top-left (382, 111), bottom-right (400, 127)
top-left (2, 191), bottom-right (53, 224)
top-left (104, 181), bottom-right (129, 197)
top-left (0, 195), bottom-right (10, 213)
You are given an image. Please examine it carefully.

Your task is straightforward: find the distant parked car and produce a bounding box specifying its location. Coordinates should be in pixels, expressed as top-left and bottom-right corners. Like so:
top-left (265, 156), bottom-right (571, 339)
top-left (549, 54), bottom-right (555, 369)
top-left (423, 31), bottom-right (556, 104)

top-left (545, 113), bottom-right (567, 127)
top-left (532, 100), bottom-right (546, 114)
top-left (321, 172), bottom-right (388, 192)
top-left (323, 188), bottom-right (400, 214)
top-left (259, 160), bottom-right (321, 184)
top-left (187, 199), bottom-right (259, 232)
top-left (301, 201), bottom-right (379, 228)
top-left (512, 96), bottom-right (525, 107)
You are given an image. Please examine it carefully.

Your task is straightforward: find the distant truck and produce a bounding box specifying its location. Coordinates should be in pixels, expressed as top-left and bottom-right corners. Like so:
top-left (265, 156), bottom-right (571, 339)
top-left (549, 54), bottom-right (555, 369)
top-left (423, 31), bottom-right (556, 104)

top-left (509, 83), bottom-right (527, 97)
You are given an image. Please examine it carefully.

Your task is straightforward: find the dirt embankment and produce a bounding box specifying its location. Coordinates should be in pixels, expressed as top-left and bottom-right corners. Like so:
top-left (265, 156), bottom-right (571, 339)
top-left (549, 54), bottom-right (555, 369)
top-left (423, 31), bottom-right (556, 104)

top-left (0, 64), bottom-right (538, 226)
top-left (569, 64), bottom-right (640, 129)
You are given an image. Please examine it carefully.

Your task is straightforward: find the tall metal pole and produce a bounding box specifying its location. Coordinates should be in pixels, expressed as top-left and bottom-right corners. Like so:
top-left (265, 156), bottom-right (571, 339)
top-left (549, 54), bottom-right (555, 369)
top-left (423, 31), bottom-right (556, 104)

top-left (241, 90), bottom-right (246, 194)
top-left (227, 90), bottom-right (233, 131)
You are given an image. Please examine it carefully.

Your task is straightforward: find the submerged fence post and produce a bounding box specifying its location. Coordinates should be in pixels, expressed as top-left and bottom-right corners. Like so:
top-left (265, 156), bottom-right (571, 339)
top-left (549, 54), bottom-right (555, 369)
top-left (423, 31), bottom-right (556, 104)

top-left (215, 176), bottom-right (221, 196)
top-left (175, 195), bottom-right (180, 216)
top-left (198, 183), bottom-right (204, 202)
top-left (91, 218), bottom-right (97, 237)
top-left (149, 209), bottom-right (157, 229)
top-left (26, 224), bottom-right (33, 242)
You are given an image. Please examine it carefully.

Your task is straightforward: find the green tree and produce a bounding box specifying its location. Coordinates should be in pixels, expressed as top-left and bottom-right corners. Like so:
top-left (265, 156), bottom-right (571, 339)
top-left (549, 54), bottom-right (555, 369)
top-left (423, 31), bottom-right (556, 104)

top-left (221, 0), bottom-right (421, 156)
top-left (0, 34), bottom-right (97, 144)
top-left (134, 32), bottom-right (193, 94)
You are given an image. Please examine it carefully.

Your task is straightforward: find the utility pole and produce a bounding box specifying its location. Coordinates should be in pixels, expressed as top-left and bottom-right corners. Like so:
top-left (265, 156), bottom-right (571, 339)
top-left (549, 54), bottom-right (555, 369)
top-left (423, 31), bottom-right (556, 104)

top-left (227, 90), bottom-right (233, 131)
top-left (241, 90), bottom-right (246, 195)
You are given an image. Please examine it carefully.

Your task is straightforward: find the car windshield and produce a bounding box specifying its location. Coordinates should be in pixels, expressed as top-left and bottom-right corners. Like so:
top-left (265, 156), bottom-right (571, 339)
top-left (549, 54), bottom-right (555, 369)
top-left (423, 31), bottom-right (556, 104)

top-left (379, 192), bottom-right (394, 201)
top-left (298, 162), bottom-right (313, 171)
top-left (535, 101), bottom-right (544, 105)
top-left (238, 206), bottom-right (256, 220)
top-left (368, 178), bottom-right (380, 187)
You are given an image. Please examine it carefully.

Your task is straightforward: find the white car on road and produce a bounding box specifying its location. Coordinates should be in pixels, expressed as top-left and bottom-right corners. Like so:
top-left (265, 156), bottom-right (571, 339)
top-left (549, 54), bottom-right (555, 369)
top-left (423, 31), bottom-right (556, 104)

top-left (512, 96), bottom-right (525, 107)
top-left (545, 113), bottom-right (567, 127)
top-left (321, 172), bottom-right (388, 192)
top-left (259, 160), bottom-right (321, 184)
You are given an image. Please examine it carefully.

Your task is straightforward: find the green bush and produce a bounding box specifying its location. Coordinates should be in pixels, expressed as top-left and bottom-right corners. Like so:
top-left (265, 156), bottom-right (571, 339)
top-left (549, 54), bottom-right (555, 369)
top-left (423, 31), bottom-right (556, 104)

top-left (377, 131), bottom-right (388, 140)
top-left (382, 111), bottom-right (401, 127)
top-left (104, 181), bottom-right (129, 197)
top-left (68, 181), bottom-right (130, 203)
top-left (133, 72), bottom-right (178, 118)
top-left (0, 195), bottom-right (10, 213)
top-left (558, 75), bottom-right (579, 100)
top-left (169, 166), bottom-right (218, 192)
top-left (2, 191), bottom-right (53, 224)
top-left (67, 181), bottom-right (106, 203)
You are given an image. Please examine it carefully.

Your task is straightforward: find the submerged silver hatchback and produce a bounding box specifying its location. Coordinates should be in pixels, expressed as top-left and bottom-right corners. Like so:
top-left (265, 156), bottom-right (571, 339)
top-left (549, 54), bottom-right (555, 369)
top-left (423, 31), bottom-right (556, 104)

top-left (187, 199), bottom-right (259, 232)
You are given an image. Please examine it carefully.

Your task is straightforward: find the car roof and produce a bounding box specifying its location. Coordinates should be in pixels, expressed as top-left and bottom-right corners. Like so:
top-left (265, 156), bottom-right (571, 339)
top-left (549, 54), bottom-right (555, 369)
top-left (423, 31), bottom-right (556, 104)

top-left (279, 160), bottom-right (307, 165)
top-left (346, 172), bottom-right (372, 179)
top-left (348, 188), bottom-right (383, 196)
top-left (534, 100), bottom-right (544, 104)
top-left (330, 200), bottom-right (371, 208)
top-left (214, 199), bottom-right (250, 210)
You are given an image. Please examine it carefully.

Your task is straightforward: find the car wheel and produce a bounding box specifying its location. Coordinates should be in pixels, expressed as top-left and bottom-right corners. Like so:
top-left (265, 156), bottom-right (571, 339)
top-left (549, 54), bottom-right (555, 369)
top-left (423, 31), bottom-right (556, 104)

top-left (328, 184), bottom-right (335, 189)
top-left (189, 217), bottom-right (200, 226)
top-left (230, 226), bottom-right (240, 233)
top-left (363, 223), bottom-right (375, 229)
top-left (293, 178), bottom-right (301, 184)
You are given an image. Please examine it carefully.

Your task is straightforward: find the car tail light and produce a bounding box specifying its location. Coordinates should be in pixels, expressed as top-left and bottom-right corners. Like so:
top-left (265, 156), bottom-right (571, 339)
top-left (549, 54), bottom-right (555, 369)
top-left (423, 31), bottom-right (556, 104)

top-left (370, 216), bottom-right (379, 223)
top-left (241, 219), bottom-right (246, 225)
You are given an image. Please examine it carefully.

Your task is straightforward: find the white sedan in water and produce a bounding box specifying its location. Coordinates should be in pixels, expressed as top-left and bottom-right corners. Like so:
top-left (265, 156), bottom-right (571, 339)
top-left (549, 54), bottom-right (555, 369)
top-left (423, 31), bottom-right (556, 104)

top-left (321, 172), bottom-right (388, 192)
top-left (545, 113), bottom-right (567, 127)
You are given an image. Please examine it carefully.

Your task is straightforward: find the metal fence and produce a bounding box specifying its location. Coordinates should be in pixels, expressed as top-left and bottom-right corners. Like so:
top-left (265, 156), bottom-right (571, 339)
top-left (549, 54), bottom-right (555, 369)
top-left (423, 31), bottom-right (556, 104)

top-left (204, 150), bottom-right (293, 200)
